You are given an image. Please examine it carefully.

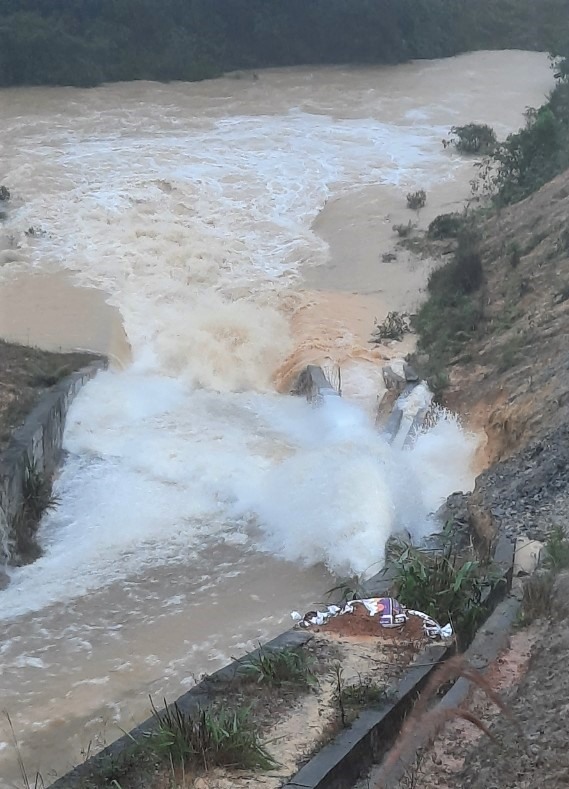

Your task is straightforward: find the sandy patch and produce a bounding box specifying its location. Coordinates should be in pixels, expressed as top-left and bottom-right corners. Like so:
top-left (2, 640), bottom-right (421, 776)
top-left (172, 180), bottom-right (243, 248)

top-left (0, 269), bottom-right (130, 367)
top-left (200, 626), bottom-right (423, 789)
top-left (304, 175), bottom-right (472, 301)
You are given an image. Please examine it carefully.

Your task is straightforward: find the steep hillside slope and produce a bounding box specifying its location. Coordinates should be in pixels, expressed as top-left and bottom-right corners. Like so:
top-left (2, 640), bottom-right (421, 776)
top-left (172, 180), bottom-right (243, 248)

top-left (417, 170), bottom-right (569, 547)
top-left (447, 170), bottom-right (569, 465)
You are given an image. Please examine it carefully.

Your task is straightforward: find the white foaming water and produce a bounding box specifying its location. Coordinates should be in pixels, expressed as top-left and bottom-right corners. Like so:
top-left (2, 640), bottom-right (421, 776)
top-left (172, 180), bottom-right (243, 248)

top-left (0, 82), bottom-right (478, 613)
top-left (242, 396), bottom-right (477, 577)
top-left (1, 375), bottom-right (475, 621)
top-left (1, 374), bottom-right (475, 618)
top-left (9, 112), bottom-right (446, 388)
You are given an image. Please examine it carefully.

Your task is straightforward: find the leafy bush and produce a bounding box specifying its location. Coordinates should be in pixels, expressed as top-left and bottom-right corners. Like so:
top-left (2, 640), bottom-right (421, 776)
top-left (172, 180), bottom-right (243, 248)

top-left (416, 291), bottom-right (482, 354)
top-left (391, 538), bottom-right (499, 647)
top-left (454, 230), bottom-right (484, 293)
top-left (393, 221), bottom-right (415, 238)
top-left (450, 123), bottom-right (497, 154)
top-left (483, 75), bottom-right (569, 205)
top-left (407, 190), bottom-right (427, 210)
top-left (427, 212), bottom-right (464, 240)
top-left (414, 223), bottom-right (484, 375)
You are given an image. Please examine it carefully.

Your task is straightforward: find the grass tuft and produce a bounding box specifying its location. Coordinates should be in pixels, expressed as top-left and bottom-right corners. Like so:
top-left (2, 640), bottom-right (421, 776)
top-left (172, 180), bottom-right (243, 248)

top-left (542, 525), bottom-right (569, 572)
top-left (150, 699), bottom-right (276, 772)
top-left (238, 645), bottom-right (315, 688)
top-left (521, 572), bottom-right (554, 625)
top-left (22, 459), bottom-right (59, 521)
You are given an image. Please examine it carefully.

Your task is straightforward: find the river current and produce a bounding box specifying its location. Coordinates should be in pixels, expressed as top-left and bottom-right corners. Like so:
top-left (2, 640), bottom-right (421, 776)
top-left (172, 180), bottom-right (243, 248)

top-left (0, 50), bottom-right (553, 784)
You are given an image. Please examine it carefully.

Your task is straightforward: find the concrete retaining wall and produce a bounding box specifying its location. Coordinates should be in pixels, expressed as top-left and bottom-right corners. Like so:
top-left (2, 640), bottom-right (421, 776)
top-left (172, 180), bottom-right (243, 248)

top-left (292, 365), bottom-right (340, 403)
top-left (0, 361), bottom-right (105, 565)
top-left (47, 629), bottom-right (314, 788)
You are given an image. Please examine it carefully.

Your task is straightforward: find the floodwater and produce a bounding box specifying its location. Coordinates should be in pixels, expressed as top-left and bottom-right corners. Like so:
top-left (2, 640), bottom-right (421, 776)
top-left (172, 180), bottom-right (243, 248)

top-left (0, 50), bottom-right (553, 785)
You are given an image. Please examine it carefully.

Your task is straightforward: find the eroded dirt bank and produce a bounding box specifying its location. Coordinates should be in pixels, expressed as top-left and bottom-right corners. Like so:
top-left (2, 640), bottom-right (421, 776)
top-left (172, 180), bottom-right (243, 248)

top-left (437, 170), bottom-right (569, 545)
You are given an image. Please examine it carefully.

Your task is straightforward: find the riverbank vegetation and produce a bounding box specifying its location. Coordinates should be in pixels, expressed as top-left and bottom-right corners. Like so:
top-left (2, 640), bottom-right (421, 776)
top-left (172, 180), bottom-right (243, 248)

top-left (0, 0), bottom-right (568, 87)
top-left (413, 43), bottom-right (569, 391)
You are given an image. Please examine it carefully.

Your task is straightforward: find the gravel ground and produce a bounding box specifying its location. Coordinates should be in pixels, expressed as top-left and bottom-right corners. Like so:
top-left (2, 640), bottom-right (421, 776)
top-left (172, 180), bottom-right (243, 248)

top-left (459, 574), bottom-right (569, 789)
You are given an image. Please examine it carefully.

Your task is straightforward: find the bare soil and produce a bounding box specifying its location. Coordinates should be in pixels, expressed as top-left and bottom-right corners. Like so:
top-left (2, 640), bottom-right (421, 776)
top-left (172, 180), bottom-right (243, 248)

top-left (316, 604), bottom-right (428, 643)
top-left (84, 615), bottom-right (428, 789)
top-left (456, 574), bottom-right (569, 789)
top-left (0, 339), bottom-right (99, 451)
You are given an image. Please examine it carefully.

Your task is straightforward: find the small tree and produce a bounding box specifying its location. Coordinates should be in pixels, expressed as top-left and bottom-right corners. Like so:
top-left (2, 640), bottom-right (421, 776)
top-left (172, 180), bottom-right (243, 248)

top-left (450, 124), bottom-right (497, 155)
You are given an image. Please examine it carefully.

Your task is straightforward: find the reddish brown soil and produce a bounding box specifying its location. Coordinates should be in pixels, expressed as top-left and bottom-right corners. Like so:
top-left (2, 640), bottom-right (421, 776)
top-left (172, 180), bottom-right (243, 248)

top-left (313, 604), bottom-right (427, 641)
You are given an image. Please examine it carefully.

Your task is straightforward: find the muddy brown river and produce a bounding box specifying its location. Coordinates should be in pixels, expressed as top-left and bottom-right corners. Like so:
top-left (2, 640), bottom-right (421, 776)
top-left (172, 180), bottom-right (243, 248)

top-left (0, 50), bottom-right (552, 785)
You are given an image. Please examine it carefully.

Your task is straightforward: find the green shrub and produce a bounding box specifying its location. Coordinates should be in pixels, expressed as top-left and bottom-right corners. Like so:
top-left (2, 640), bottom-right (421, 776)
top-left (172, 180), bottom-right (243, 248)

top-left (391, 539), bottom-right (499, 647)
top-left (453, 227), bottom-right (484, 293)
top-left (415, 224), bottom-right (484, 367)
top-left (488, 82), bottom-right (569, 205)
top-left (427, 213), bottom-right (464, 240)
top-left (406, 190), bottom-right (427, 210)
top-left (543, 525), bottom-right (569, 572)
top-left (393, 221), bottom-right (414, 238)
top-left (450, 123), bottom-right (497, 154)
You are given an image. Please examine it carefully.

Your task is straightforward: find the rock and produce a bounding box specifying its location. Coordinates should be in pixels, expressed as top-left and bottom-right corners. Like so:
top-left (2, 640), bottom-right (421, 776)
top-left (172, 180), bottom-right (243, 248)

top-left (375, 389), bottom-right (399, 429)
top-left (382, 365), bottom-right (406, 392)
top-left (0, 570), bottom-right (9, 590)
top-left (467, 491), bottom-right (498, 559)
top-left (403, 362), bottom-right (420, 382)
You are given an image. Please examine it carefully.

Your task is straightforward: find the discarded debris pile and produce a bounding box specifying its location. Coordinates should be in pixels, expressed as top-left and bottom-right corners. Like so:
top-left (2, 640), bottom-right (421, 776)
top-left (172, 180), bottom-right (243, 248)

top-left (292, 598), bottom-right (453, 640)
